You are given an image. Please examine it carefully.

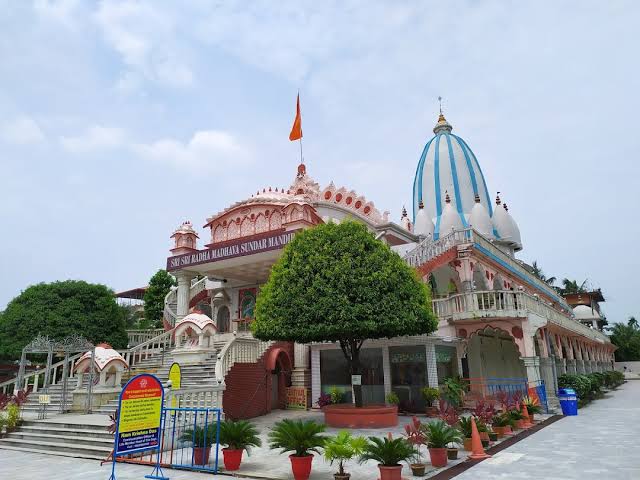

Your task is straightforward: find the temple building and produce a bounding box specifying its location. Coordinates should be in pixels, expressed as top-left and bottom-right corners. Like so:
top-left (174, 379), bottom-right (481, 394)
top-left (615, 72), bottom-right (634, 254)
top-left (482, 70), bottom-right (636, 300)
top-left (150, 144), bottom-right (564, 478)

top-left (162, 111), bottom-right (615, 417)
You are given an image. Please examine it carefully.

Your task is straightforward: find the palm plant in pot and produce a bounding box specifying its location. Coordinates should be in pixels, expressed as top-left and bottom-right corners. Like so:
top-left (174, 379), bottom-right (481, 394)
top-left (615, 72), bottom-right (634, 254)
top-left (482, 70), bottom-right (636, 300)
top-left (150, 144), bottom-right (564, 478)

top-left (324, 430), bottom-right (367, 480)
top-left (219, 419), bottom-right (261, 471)
top-left (268, 419), bottom-right (326, 480)
top-left (402, 417), bottom-right (428, 476)
top-left (421, 387), bottom-right (440, 417)
top-left (491, 413), bottom-right (512, 437)
top-left (508, 409), bottom-right (525, 430)
top-left (457, 416), bottom-right (473, 451)
top-left (423, 420), bottom-right (461, 468)
top-left (522, 396), bottom-right (542, 422)
top-left (359, 434), bottom-right (414, 480)
top-left (181, 423), bottom-right (218, 466)
top-left (438, 401), bottom-right (460, 460)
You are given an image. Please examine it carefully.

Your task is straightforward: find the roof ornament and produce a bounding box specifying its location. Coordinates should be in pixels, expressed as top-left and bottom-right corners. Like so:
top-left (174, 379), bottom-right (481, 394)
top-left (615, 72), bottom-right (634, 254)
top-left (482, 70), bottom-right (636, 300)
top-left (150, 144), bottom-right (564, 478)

top-left (433, 96), bottom-right (453, 134)
top-left (418, 200), bottom-right (425, 209)
top-left (474, 193), bottom-right (481, 203)
top-left (504, 203), bottom-right (509, 211)
top-left (495, 192), bottom-right (501, 205)
top-left (401, 206), bottom-right (408, 217)
top-left (445, 190), bottom-right (451, 204)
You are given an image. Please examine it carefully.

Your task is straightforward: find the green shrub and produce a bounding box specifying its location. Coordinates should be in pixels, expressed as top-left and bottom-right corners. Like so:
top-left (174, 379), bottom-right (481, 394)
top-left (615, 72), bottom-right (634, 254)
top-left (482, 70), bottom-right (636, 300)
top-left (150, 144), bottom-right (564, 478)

top-left (359, 436), bottom-right (414, 466)
top-left (268, 419), bottom-right (327, 457)
top-left (219, 420), bottom-right (261, 451)
top-left (6, 404), bottom-right (20, 429)
top-left (603, 370), bottom-right (624, 389)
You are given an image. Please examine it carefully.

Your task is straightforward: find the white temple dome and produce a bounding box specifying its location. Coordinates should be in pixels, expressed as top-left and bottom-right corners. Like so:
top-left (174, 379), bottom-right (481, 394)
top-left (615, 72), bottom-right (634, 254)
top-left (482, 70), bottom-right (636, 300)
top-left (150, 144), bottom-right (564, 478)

top-left (75, 343), bottom-right (128, 373)
top-left (176, 312), bottom-right (215, 331)
top-left (468, 195), bottom-right (494, 238)
top-left (492, 196), bottom-right (522, 251)
top-left (414, 201), bottom-right (435, 237)
top-left (412, 113), bottom-right (494, 239)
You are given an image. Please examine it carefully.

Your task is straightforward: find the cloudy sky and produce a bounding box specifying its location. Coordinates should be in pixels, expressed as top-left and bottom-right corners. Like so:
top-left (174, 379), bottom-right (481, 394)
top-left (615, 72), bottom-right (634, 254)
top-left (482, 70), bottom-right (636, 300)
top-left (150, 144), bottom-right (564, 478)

top-left (1, 1), bottom-right (638, 324)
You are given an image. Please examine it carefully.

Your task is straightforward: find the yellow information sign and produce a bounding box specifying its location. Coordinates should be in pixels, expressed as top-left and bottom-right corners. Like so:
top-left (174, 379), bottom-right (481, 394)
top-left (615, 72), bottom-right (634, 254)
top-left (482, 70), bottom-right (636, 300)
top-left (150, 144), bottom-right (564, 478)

top-left (116, 374), bottom-right (163, 454)
top-left (169, 362), bottom-right (181, 409)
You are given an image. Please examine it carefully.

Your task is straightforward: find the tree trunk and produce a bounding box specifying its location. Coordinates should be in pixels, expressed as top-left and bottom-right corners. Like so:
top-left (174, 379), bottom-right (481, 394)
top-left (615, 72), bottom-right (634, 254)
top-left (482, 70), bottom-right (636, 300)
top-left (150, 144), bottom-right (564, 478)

top-left (340, 339), bottom-right (364, 408)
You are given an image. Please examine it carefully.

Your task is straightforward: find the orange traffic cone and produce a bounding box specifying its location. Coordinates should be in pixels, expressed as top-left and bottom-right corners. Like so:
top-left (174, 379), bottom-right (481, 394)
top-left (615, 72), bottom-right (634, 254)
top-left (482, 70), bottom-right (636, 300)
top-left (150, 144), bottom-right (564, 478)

top-left (521, 403), bottom-right (533, 428)
top-left (468, 416), bottom-right (491, 460)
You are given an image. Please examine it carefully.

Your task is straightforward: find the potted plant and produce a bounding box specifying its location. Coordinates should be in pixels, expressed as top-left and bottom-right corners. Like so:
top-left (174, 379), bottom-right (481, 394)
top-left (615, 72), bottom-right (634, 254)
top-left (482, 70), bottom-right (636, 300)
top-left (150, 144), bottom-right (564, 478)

top-left (403, 417), bottom-right (428, 476)
top-left (324, 430), bottom-right (367, 480)
top-left (421, 387), bottom-right (440, 417)
top-left (219, 419), bottom-right (262, 471)
top-left (476, 421), bottom-right (490, 448)
top-left (522, 396), bottom-right (542, 422)
top-left (268, 419), bottom-right (327, 480)
top-left (457, 416), bottom-right (473, 451)
top-left (423, 420), bottom-right (462, 468)
top-left (438, 401), bottom-right (460, 459)
top-left (181, 423), bottom-right (218, 466)
top-left (359, 434), bottom-right (414, 480)
top-left (441, 376), bottom-right (466, 410)
top-left (508, 409), bottom-right (525, 430)
top-left (491, 413), bottom-right (512, 437)
top-left (386, 391), bottom-right (400, 407)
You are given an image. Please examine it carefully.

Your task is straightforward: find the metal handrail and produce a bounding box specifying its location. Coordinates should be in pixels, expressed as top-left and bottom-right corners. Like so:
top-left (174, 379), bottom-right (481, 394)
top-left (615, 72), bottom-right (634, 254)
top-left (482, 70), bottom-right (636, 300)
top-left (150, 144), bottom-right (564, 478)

top-left (0, 352), bottom-right (83, 394)
top-left (214, 336), bottom-right (273, 384)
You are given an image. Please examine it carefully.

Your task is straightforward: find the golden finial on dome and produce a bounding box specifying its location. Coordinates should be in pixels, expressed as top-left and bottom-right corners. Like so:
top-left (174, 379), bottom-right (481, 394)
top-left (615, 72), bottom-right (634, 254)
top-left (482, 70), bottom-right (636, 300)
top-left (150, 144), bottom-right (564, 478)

top-left (433, 96), bottom-right (452, 133)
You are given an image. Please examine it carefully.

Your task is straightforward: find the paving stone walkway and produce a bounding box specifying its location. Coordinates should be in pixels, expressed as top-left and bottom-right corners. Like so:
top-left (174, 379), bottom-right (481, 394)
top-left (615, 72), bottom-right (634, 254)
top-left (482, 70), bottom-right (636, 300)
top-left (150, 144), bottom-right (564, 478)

top-left (455, 380), bottom-right (640, 480)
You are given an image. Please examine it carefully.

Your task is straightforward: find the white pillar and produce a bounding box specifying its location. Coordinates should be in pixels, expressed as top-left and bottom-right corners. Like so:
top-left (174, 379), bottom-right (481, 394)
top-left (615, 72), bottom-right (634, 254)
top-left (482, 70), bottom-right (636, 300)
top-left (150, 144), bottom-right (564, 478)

top-left (176, 272), bottom-right (194, 321)
top-left (425, 343), bottom-right (439, 388)
top-left (311, 349), bottom-right (321, 407)
top-left (291, 343), bottom-right (311, 390)
top-left (382, 346), bottom-right (391, 397)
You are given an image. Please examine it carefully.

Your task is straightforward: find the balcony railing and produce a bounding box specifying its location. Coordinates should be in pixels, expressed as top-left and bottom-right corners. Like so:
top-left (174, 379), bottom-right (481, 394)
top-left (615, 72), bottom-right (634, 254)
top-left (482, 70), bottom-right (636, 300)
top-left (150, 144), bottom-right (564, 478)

top-left (404, 228), bottom-right (570, 311)
top-left (432, 290), bottom-right (609, 343)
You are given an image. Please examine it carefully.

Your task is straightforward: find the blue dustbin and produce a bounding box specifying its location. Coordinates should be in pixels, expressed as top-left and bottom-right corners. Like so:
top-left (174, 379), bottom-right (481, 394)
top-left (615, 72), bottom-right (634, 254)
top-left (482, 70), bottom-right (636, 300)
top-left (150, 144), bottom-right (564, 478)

top-left (558, 388), bottom-right (578, 416)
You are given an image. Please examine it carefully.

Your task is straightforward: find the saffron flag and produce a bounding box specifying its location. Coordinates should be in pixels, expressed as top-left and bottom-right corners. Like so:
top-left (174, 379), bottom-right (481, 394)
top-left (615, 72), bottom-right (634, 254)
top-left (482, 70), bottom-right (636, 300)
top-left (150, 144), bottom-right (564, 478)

top-left (289, 94), bottom-right (303, 141)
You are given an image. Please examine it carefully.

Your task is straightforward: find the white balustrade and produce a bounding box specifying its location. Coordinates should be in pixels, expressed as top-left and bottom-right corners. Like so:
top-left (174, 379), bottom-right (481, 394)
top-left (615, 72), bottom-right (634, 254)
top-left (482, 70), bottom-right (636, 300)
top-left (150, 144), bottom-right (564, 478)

top-left (120, 330), bottom-right (175, 369)
top-left (0, 352), bottom-right (82, 394)
top-left (166, 385), bottom-right (225, 410)
top-left (215, 337), bottom-right (273, 384)
top-left (126, 329), bottom-right (165, 346)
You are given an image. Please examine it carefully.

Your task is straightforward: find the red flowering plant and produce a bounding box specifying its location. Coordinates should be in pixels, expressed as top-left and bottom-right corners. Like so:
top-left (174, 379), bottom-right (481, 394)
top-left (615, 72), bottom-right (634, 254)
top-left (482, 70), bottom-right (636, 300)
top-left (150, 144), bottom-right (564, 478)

top-left (402, 416), bottom-right (428, 465)
top-left (472, 400), bottom-right (496, 426)
top-left (438, 400), bottom-right (460, 426)
top-left (12, 390), bottom-right (29, 408)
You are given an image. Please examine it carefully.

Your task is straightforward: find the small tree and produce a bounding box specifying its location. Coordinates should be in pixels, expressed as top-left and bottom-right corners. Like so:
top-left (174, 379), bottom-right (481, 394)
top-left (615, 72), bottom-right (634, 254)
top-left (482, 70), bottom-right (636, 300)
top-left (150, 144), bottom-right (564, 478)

top-left (253, 221), bottom-right (437, 407)
top-left (143, 270), bottom-right (176, 328)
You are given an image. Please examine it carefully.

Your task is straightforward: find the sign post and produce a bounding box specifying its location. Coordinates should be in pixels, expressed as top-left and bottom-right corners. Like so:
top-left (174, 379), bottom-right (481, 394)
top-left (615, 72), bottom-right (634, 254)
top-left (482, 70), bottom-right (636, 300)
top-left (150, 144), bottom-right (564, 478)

top-left (168, 363), bottom-right (181, 410)
top-left (108, 374), bottom-right (167, 480)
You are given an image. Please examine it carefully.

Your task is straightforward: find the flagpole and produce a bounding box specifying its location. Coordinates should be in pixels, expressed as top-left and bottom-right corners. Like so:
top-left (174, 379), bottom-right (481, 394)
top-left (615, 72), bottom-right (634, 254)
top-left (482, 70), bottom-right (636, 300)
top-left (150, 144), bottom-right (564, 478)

top-left (299, 137), bottom-right (303, 164)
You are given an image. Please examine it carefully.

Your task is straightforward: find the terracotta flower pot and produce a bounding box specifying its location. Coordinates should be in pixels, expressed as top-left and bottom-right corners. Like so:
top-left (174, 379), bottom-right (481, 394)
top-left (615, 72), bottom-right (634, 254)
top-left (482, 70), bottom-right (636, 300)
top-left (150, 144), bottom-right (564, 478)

top-left (504, 425), bottom-right (513, 435)
top-left (290, 454), bottom-right (314, 480)
top-left (479, 431), bottom-right (489, 442)
top-left (334, 474), bottom-right (350, 480)
top-left (410, 463), bottom-right (426, 476)
top-left (222, 448), bottom-right (243, 471)
top-left (447, 448), bottom-right (458, 460)
top-left (515, 419), bottom-right (525, 430)
top-left (378, 465), bottom-right (403, 480)
top-left (192, 446), bottom-right (212, 466)
top-left (425, 406), bottom-right (439, 417)
top-left (428, 448), bottom-right (448, 468)
top-left (463, 437), bottom-right (472, 451)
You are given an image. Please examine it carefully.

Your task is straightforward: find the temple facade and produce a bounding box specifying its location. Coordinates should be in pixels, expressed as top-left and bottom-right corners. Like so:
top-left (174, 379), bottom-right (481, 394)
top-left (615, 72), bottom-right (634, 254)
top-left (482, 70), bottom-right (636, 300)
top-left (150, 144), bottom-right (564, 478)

top-left (163, 112), bottom-right (615, 416)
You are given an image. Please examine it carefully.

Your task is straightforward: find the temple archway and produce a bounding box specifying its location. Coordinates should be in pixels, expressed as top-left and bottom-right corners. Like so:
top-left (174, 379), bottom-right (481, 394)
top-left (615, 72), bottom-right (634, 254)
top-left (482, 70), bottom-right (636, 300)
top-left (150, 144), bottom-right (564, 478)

top-left (466, 326), bottom-right (526, 380)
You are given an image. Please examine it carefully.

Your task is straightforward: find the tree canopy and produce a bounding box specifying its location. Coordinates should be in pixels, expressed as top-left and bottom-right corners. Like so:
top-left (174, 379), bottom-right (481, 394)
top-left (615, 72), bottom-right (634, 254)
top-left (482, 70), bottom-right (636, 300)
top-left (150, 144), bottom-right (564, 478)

top-left (610, 317), bottom-right (640, 362)
top-left (0, 280), bottom-right (128, 359)
top-left (252, 221), bottom-right (437, 406)
top-left (142, 269), bottom-right (176, 328)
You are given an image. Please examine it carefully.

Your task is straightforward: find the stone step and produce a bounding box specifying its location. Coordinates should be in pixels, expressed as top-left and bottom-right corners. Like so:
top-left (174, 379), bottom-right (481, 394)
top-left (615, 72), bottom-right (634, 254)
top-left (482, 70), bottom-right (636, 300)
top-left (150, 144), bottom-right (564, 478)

top-left (5, 431), bottom-right (113, 448)
top-left (19, 424), bottom-right (113, 439)
top-left (22, 420), bottom-right (109, 431)
top-left (0, 437), bottom-right (112, 459)
top-left (0, 444), bottom-right (107, 461)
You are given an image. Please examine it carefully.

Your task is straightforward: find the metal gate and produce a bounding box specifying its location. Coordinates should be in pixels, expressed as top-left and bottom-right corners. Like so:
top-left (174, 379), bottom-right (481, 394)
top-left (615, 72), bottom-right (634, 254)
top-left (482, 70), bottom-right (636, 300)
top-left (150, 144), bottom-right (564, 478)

top-left (115, 406), bottom-right (222, 474)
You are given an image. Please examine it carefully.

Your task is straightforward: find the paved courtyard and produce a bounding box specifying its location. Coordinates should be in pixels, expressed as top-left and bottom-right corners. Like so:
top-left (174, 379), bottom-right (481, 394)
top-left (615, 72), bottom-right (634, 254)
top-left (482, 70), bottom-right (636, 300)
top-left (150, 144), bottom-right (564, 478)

top-left (455, 380), bottom-right (640, 480)
top-left (0, 381), bottom-right (638, 479)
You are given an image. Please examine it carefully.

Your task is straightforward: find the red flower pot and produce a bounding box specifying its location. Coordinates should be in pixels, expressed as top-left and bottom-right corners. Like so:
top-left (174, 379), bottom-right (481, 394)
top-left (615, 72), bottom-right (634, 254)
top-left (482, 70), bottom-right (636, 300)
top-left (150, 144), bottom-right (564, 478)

top-left (193, 446), bottom-right (211, 466)
top-left (515, 419), bottom-right (525, 430)
top-left (222, 448), bottom-right (243, 471)
top-left (463, 437), bottom-right (472, 451)
top-left (428, 447), bottom-right (448, 468)
top-left (289, 454), bottom-right (314, 480)
top-left (480, 431), bottom-right (490, 442)
top-left (378, 465), bottom-right (403, 480)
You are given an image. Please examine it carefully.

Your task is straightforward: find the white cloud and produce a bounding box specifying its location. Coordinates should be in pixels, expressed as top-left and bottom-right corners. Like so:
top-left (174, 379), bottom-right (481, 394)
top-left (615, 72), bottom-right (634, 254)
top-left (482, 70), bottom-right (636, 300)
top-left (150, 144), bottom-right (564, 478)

top-left (0, 115), bottom-right (46, 145)
top-left (134, 130), bottom-right (251, 172)
top-left (33, 0), bottom-right (81, 28)
top-left (60, 125), bottom-right (126, 153)
top-left (94, 1), bottom-right (193, 89)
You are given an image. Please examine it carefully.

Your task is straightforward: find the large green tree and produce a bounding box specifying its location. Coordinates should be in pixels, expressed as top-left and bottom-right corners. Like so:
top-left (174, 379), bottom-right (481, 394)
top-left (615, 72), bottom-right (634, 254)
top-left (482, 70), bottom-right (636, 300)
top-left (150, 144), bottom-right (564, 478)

top-left (143, 269), bottom-right (176, 328)
top-left (252, 221), bottom-right (437, 407)
top-left (0, 280), bottom-right (128, 359)
top-left (610, 317), bottom-right (640, 362)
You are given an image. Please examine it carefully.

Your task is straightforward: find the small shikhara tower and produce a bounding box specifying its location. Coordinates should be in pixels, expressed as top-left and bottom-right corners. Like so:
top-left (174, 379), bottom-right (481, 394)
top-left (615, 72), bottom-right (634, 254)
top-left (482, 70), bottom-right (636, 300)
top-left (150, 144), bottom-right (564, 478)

top-left (170, 221), bottom-right (199, 256)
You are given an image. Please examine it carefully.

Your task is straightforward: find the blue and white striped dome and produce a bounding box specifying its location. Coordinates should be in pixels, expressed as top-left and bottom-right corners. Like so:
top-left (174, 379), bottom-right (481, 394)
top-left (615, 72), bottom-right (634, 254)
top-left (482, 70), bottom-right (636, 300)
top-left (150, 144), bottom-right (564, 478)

top-left (413, 114), bottom-right (494, 239)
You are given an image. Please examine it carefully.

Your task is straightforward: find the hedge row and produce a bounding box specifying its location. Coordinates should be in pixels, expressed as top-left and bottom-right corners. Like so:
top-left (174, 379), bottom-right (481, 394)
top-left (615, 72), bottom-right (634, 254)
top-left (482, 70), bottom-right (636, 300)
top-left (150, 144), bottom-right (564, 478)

top-left (557, 371), bottom-right (624, 407)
